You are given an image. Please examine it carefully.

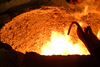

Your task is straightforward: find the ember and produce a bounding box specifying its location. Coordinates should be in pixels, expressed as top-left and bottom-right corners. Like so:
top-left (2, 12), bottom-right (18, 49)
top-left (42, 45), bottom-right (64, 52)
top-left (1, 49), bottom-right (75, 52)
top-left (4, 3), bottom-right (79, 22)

top-left (0, 0), bottom-right (100, 67)
top-left (0, 1), bottom-right (100, 56)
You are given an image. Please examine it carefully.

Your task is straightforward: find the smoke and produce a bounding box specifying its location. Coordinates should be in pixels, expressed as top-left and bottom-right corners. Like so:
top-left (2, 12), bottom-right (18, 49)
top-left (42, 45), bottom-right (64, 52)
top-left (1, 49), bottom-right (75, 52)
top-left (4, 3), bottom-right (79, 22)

top-left (51, 0), bottom-right (100, 12)
top-left (76, 0), bottom-right (100, 12)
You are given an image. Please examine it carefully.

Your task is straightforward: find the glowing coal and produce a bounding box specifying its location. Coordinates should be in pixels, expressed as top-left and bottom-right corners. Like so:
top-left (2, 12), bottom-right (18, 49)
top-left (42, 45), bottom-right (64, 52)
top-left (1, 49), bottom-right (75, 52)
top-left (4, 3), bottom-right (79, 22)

top-left (0, 5), bottom-right (100, 56)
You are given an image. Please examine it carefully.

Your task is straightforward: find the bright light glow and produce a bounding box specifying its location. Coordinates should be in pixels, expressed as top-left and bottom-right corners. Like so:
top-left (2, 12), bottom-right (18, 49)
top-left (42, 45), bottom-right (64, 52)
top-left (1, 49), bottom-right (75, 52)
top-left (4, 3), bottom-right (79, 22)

top-left (97, 29), bottom-right (100, 40)
top-left (40, 31), bottom-right (90, 55)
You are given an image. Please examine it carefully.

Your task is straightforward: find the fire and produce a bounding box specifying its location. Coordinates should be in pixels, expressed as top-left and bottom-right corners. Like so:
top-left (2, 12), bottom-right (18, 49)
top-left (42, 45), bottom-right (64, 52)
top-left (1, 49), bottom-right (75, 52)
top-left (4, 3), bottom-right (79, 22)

top-left (40, 30), bottom-right (90, 55)
top-left (97, 30), bottom-right (100, 40)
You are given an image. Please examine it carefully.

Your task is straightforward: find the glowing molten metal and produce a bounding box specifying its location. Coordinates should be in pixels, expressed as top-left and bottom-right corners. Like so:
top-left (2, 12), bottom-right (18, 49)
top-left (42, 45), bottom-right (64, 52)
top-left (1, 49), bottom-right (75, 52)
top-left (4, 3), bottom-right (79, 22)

top-left (40, 30), bottom-right (90, 55)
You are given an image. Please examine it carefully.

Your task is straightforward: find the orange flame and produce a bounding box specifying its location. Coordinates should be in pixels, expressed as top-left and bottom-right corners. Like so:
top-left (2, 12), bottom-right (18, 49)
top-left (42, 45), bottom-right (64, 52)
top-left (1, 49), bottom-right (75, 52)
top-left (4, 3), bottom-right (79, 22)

top-left (97, 30), bottom-right (100, 40)
top-left (40, 30), bottom-right (90, 55)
